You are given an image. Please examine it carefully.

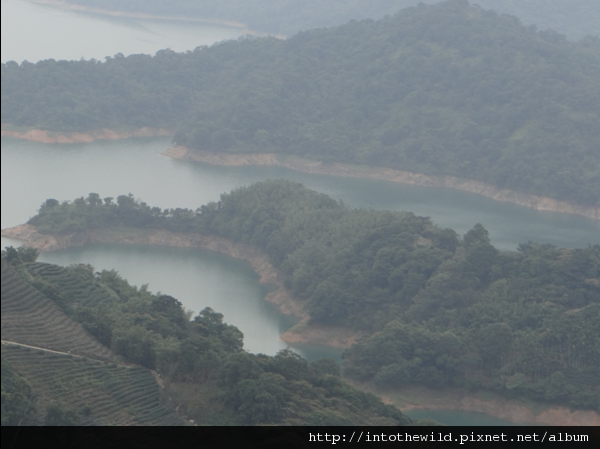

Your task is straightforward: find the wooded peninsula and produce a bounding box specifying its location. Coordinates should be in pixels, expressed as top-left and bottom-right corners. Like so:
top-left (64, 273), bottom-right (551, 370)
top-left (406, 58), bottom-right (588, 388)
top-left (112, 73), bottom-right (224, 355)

top-left (3, 1), bottom-right (599, 208)
top-left (5, 181), bottom-right (599, 417)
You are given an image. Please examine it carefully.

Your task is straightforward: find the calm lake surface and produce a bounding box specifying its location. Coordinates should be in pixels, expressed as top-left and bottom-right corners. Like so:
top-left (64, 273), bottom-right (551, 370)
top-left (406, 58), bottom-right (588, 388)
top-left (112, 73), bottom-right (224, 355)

top-left (2, 136), bottom-right (598, 359)
top-left (2, 1), bottom-right (598, 426)
top-left (1, 0), bottom-right (241, 63)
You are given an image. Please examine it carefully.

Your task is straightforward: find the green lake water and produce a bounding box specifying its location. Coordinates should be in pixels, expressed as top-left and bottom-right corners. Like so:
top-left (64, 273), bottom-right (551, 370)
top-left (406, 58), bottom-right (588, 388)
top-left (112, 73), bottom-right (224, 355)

top-left (1, 0), bottom-right (241, 63)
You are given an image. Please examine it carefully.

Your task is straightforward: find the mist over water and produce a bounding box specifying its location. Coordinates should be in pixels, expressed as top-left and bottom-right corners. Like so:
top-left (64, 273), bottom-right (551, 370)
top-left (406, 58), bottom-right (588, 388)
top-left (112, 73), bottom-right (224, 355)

top-left (1, 0), bottom-right (241, 63)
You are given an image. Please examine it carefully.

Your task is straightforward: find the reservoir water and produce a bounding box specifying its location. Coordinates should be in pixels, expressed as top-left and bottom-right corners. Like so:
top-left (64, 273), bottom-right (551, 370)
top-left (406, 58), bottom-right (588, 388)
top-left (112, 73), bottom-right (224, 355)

top-left (2, 136), bottom-right (598, 357)
top-left (2, 0), bottom-right (598, 425)
top-left (1, 0), bottom-right (242, 63)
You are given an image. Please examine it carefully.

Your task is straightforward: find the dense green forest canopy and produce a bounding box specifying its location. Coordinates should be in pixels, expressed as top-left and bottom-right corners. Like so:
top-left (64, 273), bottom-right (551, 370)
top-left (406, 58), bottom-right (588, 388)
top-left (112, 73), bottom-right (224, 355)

top-left (60, 0), bottom-right (600, 39)
top-left (26, 180), bottom-right (600, 411)
top-left (3, 1), bottom-right (599, 206)
top-left (1, 250), bottom-right (411, 426)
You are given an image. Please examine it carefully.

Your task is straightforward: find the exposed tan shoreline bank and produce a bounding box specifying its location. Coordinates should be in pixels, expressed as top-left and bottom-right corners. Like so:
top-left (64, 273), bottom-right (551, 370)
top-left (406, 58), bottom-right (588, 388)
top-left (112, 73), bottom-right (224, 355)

top-left (349, 382), bottom-right (600, 426)
top-left (0, 223), bottom-right (362, 346)
top-left (26, 0), bottom-right (284, 38)
top-left (164, 146), bottom-right (600, 221)
top-left (3, 223), bottom-right (599, 425)
top-left (1, 223), bottom-right (305, 319)
top-left (1, 124), bottom-right (172, 144)
top-left (3, 127), bottom-right (597, 220)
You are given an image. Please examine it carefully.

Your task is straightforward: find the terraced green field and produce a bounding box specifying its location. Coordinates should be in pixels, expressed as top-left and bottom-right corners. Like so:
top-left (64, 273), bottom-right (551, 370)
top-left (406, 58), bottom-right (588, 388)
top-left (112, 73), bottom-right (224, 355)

top-left (1, 260), bottom-right (185, 426)
top-left (1, 264), bottom-right (112, 360)
top-left (26, 262), bottom-right (117, 310)
top-left (1, 344), bottom-right (183, 426)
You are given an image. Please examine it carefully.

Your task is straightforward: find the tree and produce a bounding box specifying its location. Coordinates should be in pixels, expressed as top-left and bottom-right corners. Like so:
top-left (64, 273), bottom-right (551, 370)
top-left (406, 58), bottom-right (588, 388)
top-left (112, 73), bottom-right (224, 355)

top-left (86, 193), bottom-right (102, 206)
top-left (476, 323), bottom-right (513, 366)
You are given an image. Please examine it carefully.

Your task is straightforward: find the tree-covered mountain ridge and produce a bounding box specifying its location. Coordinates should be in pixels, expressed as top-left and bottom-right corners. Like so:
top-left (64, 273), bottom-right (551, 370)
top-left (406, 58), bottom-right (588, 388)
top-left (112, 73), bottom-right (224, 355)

top-left (3, 180), bottom-right (599, 414)
top-left (3, 1), bottom-right (599, 207)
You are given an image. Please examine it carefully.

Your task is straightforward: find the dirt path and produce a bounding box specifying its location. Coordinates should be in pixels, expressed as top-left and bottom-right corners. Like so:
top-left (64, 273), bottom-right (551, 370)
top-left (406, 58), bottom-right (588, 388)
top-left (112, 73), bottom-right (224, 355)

top-left (1, 339), bottom-right (85, 358)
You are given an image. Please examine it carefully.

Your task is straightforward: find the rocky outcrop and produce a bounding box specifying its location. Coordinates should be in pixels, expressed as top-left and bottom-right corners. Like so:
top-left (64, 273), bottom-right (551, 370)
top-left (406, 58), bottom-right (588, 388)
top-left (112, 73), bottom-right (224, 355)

top-left (164, 146), bottom-right (600, 221)
top-left (1, 125), bottom-right (172, 144)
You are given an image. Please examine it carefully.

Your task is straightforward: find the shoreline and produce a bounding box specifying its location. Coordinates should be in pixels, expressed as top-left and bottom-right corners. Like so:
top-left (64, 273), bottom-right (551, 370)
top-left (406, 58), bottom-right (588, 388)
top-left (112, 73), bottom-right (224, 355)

top-left (25, 0), bottom-right (285, 39)
top-left (1, 124), bottom-right (172, 144)
top-left (164, 146), bottom-right (600, 222)
top-left (0, 223), bottom-right (373, 349)
top-left (349, 382), bottom-right (600, 426)
top-left (0, 223), bottom-right (305, 320)
top-left (3, 127), bottom-right (597, 221)
top-left (3, 224), bottom-right (599, 426)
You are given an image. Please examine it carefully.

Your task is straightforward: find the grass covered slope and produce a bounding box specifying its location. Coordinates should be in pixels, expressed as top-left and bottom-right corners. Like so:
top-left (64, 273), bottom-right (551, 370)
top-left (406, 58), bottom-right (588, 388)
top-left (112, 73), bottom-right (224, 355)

top-left (1, 261), bottom-right (112, 361)
top-left (3, 1), bottom-right (599, 206)
top-left (21, 180), bottom-right (600, 412)
top-left (1, 254), bottom-right (183, 426)
top-left (1, 247), bottom-right (412, 426)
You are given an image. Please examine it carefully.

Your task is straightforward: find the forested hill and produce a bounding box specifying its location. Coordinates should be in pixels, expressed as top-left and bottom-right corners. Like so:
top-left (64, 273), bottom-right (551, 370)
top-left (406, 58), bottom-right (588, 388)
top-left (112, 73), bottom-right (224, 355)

top-left (24, 181), bottom-right (600, 412)
top-left (1, 249), bottom-right (412, 426)
top-left (3, 0), bottom-right (600, 206)
top-left (57, 0), bottom-right (600, 39)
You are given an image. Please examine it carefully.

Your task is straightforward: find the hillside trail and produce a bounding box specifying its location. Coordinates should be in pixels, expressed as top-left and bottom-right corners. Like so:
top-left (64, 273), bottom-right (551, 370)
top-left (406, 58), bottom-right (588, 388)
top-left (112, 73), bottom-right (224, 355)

top-left (0, 339), bottom-right (136, 368)
top-left (1, 339), bottom-right (85, 357)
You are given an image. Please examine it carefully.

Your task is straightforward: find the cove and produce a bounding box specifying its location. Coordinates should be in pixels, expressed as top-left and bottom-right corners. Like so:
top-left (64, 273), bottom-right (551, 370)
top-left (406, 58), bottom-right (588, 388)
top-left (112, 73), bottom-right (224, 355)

top-left (35, 242), bottom-right (290, 356)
